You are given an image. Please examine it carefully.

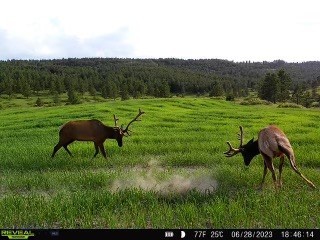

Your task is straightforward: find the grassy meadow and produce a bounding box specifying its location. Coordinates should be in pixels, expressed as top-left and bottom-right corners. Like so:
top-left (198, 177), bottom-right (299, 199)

top-left (0, 97), bottom-right (319, 228)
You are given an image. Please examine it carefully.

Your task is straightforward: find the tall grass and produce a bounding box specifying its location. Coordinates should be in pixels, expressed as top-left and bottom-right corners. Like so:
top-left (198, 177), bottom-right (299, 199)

top-left (0, 97), bottom-right (319, 228)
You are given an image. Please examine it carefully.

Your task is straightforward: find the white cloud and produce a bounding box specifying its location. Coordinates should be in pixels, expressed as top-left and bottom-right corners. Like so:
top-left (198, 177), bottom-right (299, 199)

top-left (0, 27), bottom-right (133, 59)
top-left (0, 0), bottom-right (320, 62)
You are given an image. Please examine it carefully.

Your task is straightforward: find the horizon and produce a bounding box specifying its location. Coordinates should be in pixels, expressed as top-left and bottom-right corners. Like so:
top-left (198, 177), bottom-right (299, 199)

top-left (1, 57), bottom-right (319, 64)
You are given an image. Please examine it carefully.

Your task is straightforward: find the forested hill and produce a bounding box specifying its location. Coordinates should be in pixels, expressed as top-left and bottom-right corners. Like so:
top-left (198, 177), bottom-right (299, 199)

top-left (0, 58), bottom-right (319, 99)
top-left (156, 59), bottom-right (320, 83)
top-left (2, 58), bottom-right (319, 83)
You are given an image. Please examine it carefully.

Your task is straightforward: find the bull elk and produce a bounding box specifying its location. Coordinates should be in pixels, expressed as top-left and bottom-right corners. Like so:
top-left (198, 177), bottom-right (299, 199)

top-left (224, 125), bottom-right (316, 189)
top-left (51, 108), bottom-right (145, 159)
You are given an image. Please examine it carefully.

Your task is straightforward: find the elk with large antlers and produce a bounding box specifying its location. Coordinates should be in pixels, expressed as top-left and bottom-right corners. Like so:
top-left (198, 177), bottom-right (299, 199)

top-left (51, 109), bottom-right (145, 159)
top-left (224, 125), bottom-right (316, 189)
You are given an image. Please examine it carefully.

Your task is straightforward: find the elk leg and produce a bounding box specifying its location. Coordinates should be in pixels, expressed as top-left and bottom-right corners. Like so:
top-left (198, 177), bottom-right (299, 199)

top-left (63, 140), bottom-right (74, 156)
top-left (257, 160), bottom-right (268, 190)
top-left (93, 142), bottom-right (99, 158)
top-left (262, 153), bottom-right (277, 189)
top-left (278, 155), bottom-right (285, 188)
top-left (98, 143), bottom-right (107, 159)
top-left (63, 145), bottom-right (72, 156)
top-left (288, 156), bottom-right (316, 189)
top-left (51, 142), bottom-right (63, 158)
top-left (279, 146), bottom-right (316, 189)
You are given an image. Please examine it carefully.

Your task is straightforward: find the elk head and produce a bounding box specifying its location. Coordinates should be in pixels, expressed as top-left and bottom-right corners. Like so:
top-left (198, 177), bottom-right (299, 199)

top-left (113, 108), bottom-right (145, 147)
top-left (113, 114), bottom-right (124, 147)
top-left (224, 126), bottom-right (260, 166)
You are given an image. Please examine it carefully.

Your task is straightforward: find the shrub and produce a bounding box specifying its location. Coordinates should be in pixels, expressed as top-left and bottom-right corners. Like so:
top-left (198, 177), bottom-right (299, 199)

top-left (310, 102), bottom-right (319, 108)
top-left (67, 90), bottom-right (81, 104)
top-left (277, 102), bottom-right (304, 108)
top-left (240, 98), bottom-right (272, 105)
top-left (35, 97), bottom-right (44, 107)
top-left (226, 94), bottom-right (235, 101)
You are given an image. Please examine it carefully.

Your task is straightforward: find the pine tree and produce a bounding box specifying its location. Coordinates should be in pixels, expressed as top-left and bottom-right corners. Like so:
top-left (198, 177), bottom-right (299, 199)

top-left (146, 82), bottom-right (155, 96)
top-left (89, 84), bottom-right (97, 96)
top-left (120, 84), bottom-right (130, 101)
top-left (35, 97), bottom-right (44, 107)
top-left (67, 88), bottom-right (80, 104)
top-left (4, 78), bottom-right (14, 98)
top-left (277, 69), bottom-right (292, 102)
top-left (56, 78), bottom-right (65, 94)
top-left (53, 91), bottom-right (61, 105)
top-left (292, 84), bottom-right (304, 105)
top-left (259, 73), bottom-right (279, 103)
top-left (101, 85), bottom-right (108, 99)
top-left (209, 81), bottom-right (224, 97)
top-left (109, 81), bottom-right (119, 100)
top-left (22, 82), bottom-right (32, 98)
top-left (33, 79), bottom-right (41, 95)
top-left (157, 82), bottom-right (170, 98)
top-left (49, 80), bottom-right (56, 95)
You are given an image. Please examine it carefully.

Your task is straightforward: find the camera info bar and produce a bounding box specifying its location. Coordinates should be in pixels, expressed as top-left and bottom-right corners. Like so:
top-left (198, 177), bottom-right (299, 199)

top-left (1, 229), bottom-right (319, 240)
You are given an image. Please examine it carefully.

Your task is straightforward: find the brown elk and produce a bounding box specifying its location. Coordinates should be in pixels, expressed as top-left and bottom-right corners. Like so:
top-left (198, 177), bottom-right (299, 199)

top-left (224, 125), bottom-right (316, 189)
top-left (51, 109), bottom-right (145, 159)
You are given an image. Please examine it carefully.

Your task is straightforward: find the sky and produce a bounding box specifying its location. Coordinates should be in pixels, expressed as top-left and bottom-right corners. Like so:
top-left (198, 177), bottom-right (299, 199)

top-left (0, 0), bottom-right (320, 62)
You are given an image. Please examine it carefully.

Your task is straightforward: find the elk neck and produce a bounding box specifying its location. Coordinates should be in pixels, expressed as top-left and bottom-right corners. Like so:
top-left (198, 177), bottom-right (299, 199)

top-left (103, 125), bottom-right (117, 139)
top-left (242, 139), bottom-right (260, 166)
top-left (250, 140), bottom-right (260, 156)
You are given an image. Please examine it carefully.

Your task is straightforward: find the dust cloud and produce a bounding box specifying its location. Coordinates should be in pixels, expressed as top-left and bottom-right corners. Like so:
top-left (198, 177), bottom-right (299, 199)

top-left (111, 160), bottom-right (218, 195)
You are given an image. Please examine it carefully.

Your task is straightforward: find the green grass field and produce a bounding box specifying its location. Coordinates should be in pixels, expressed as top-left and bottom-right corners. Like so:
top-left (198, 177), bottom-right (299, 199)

top-left (0, 97), bottom-right (319, 228)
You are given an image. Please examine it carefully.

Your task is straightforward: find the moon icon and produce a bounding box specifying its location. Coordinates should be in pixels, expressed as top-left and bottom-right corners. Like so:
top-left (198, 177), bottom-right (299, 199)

top-left (181, 231), bottom-right (186, 238)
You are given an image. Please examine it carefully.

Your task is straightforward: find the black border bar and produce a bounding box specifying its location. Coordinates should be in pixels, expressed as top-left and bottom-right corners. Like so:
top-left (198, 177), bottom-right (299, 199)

top-left (1, 229), bottom-right (319, 240)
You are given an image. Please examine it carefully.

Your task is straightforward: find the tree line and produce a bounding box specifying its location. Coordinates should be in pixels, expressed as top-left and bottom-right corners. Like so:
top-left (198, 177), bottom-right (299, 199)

top-left (258, 69), bottom-right (320, 107)
top-left (0, 58), bottom-right (249, 100)
top-left (0, 58), bottom-right (319, 106)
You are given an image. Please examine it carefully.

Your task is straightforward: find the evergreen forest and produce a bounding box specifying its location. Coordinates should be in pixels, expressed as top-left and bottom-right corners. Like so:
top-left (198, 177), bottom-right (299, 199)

top-left (0, 58), bottom-right (319, 107)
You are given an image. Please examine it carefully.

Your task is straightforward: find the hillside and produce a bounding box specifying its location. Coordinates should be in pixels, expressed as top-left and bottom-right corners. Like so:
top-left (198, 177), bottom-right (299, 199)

top-left (0, 58), bottom-right (319, 99)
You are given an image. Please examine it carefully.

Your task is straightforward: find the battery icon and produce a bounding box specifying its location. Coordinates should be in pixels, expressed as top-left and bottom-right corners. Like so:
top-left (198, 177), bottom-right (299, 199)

top-left (165, 231), bottom-right (174, 237)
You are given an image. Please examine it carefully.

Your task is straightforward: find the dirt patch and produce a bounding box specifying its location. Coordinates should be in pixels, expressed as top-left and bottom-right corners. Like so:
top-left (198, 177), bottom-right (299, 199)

top-left (111, 160), bottom-right (218, 195)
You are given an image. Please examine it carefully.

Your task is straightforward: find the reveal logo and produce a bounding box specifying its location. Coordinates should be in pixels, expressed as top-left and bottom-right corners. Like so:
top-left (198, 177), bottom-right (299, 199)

top-left (1, 230), bottom-right (35, 240)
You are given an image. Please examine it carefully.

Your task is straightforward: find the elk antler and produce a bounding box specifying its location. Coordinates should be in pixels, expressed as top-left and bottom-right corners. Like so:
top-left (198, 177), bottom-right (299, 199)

top-left (123, 108), bottom-right (145, 135)
top-left (113, 114), bottom-right (119, 127)
top-left (224, 141), bottom-right (241, 157)
top-left (224, 126), bottom-right (244, 157)
top-left (238, 126), bottom-right (244, 147)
